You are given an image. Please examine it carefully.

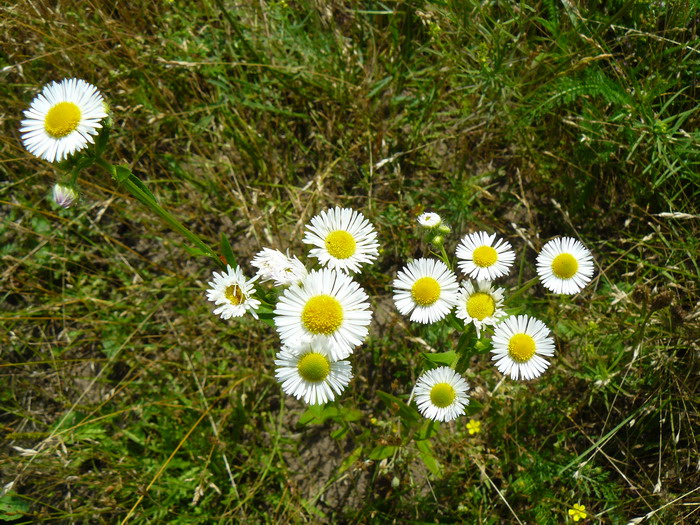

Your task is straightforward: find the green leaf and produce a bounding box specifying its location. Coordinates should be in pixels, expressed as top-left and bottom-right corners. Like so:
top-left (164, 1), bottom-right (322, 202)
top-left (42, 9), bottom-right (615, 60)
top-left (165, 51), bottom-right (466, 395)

top-left (220, 233), bottom-right (237, 267)
top-left (422, 350), bottom-right (457, 367)
top-left (368, 445), bottom-right (397, 460)
top-left (0, 492), bottom-right (29, 521)
top-left (114, 165), bottom-right (131, 184)
top-left (377, 391), bottom-right (420, 425)
top-left (415, 419), bottom-right (439, 441)
top-left (338, 446), bottom-right (363, 475)
top-left (416, 440), bottom-right (441, 477)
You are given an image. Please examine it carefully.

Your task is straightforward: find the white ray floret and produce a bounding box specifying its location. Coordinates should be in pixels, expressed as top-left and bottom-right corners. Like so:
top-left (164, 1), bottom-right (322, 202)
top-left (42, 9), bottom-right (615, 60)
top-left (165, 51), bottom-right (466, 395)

top-left (417, 212), bottom-right (442, 228)
top-left (20, 78), bottom-right (108, 163)
top-left (274, 268), bottom-right (372, 360)
top-left (456, 231), bottom-right (515, 281)
top-left (536, 237), bottom-right (594, 295)
top-left (491, 315), bottom-right (555, 380)
top-left (414, 366), bottom-right (470, 422)
top-left (206, 265), bottom-right (260, 320)
top-left (251, 247), bottom-right (307, 287)
top-left (455, 280), bottom-right (507, 337)
top-left (393, 258), bottom-right (459, 324)
top-left (275, 337), bottom-right (352, 405)
top-left (303, 207), bottom-right (379, 273)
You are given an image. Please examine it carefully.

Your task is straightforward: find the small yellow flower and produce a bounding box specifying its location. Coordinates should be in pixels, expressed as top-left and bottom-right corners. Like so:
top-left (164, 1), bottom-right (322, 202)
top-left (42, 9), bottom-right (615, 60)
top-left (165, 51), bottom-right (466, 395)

top-left (568, 503), bottom-right (587, 522)
top-left (466, 419), bottom-right (481, 435)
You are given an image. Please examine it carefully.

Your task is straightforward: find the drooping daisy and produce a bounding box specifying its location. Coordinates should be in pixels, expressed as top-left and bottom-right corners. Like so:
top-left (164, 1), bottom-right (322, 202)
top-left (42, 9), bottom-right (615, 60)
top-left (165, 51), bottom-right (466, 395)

top-left (414, 366), bottom-right (470, 422)
top-left (274, 268), bottom-right (371, 360)
top-left (417, 212), bottom-right (442, 229)
top-left (206, 265), bottom-right (260, 320)
top-left (274, 337), bottom-right (352, 405)
top-left (455, 280), bottom-right (506, 337)
top-left (52, 183), bottom-right (79, 208)
top-left (536, 237), bottom-right (594, 295)
top-left (20, 78), bottom-right (108, 163)
top-left (491, 315), bottom-right (555, 380)
top-left (393, 258), bottom-right (459, 324)
top-left (303, 207), bottom-right (379, 273)
top-left (251, 247), bottom-right (307, 287)
top-left (456, 231), bottom-right (515, 281)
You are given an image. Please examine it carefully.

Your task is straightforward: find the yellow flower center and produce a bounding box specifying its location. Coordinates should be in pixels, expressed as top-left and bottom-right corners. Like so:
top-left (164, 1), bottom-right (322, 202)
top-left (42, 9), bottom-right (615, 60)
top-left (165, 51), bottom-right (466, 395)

top-left (411, 277), bottom-right (441, 306)
top-left (472, 245), bottom-right (498, 267)
top-left (325, 230), bottom-right (356, 259)
top-left (551, 253), bottom-right (579, 279)
top-left (225, 284), bottom-right (246, 305)
top-left (508, 334), bottom-right (536, 363)
top-left (466, 292), bottom-right (496, 320)
top-left (297, 352), bottom-right (331, 382)
top-left (430, 382), bottom-right (456, 408)
top-left (302, 294), bottom-right (343, 335)
top-left (44, 102), bottom-right (82, 138)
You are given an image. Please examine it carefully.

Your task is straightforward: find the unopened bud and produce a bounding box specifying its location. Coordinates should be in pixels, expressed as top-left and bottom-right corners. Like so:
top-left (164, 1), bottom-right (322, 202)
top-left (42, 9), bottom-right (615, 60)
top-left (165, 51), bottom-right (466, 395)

top-left (391, 476), bottom-right (400, 489)
top-left (631, 285), bottom-right (650, 304)
top-left (52, 183), bottom-right (78, 208)
top-left (650, 291), bottom-right (673, 312)
top-left (430, 235), bottom-right (444, 246)
top-left (437, 223), bottom-right (451, 234)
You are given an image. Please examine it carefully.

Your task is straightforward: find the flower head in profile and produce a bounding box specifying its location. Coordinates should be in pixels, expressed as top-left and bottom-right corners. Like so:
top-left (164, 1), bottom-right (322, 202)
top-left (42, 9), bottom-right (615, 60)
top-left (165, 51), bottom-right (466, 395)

top-left (568, 503), bottom-right (587, 522)
top-left (274, 337), bottom-right (352, 405)
top-left (455, 280), bottom-right (506, 337)
top-left (21, 78), bottom-right (108, 163)
top-left (251, 247), bottom-right (307, 287)
top-left (206, 265), bottom-right (260, 320)
top-left (393, 258), bottom-right (459, 324)
top-left (466, 419), bottom-right (481, 435)
top-left (52, 183), bottom-right (79, 208)
top-left (491, 315), bottom-right (555, 380)
top-left (537, 237), bottom-right (594, 295)
top-left (417, 212), bottom-right (442, 229)
top-left (414, 366), bottom-right (470, 422)
top-left (274, 268), bottom-right (371, 360)
top-left (456, 231), bottom-right (515, 281)
top-left (302, 207), bottom-right (379, 273)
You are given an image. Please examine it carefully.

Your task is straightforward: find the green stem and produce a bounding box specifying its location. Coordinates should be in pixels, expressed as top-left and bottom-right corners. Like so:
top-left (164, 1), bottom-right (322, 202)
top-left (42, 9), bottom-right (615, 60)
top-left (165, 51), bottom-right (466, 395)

top-left (95, 158), bottom-right (222, 267)
top-left (504, 276), bottom-right (540, 306)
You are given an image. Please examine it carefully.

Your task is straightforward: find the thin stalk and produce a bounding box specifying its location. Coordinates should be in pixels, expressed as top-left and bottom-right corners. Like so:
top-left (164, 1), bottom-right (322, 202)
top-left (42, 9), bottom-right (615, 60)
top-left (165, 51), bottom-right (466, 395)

top-left (95, 158), bottom-right (222, 266)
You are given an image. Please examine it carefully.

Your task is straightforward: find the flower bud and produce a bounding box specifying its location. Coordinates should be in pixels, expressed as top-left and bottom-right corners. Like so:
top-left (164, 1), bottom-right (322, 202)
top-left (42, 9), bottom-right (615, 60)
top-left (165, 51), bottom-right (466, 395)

top-left (51, 183), bottom-right (78, 208)
top-left (417, 212), bottom-right (442, 229)
top-left (650, 291), bottom-right (673, 312)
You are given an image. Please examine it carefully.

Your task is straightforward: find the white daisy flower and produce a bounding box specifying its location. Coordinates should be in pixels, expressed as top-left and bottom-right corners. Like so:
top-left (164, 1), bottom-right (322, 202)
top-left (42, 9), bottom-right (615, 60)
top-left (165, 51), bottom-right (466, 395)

top-left (20, 78), bottom-right (108, 163)
top-left (491, 315), bottom-right (555, 380)
top-left (393, 258), bottom-right (459, 324)
top-left (274, 337), bottom-right (352, 405)
top-left (417, 212), bottom-right (442, 228)
top-left (456, 231), bottom-right (515, 281)
top-left (206, 265), bottom-right (260, 320)
top-left (274, 268), bottom-right (372, 360)
top-left (251, 247), bottom-right (308, 287)
top-left (536, 237), bottom-right (594, 295)
top-left (414, 366), bottom-right (470, 422)
top-left (303, 207), bottom-right (379, 273)
top-left (455, 280), bottom-right (507, 337)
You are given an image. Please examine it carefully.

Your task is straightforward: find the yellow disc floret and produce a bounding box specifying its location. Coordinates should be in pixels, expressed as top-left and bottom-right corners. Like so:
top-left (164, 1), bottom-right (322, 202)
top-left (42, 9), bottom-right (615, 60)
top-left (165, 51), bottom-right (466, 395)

top-left (551, 253), bottom-right (579, 279)
top-left (225, 284), bottom-right (246, 305)
top-left (44, 102), bottom-right (82, 138)
top-left (325, 230), bottom-right (356, 259)
top-left (411, 277), bottom-right (441, 306)
top-left (466, 292), bottom-right (496, 320)
top-left (302, 294), bottom-right (344, 335)
top-left (430, 383), bottom-right (456, 408)
top-left (472, 245), bottom-right (498, 267)
top-left (297, 352), bottom-right (331, 382)
top-left (508, 334), bottom-right (536, 362)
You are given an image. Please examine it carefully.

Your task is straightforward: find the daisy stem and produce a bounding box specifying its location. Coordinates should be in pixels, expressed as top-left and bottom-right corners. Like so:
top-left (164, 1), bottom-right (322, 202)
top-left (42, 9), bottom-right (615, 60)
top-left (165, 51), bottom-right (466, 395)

top-left (504, 276), bottom-right (540, 305)
top-left (95, 158), bottom-right (223, 267)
